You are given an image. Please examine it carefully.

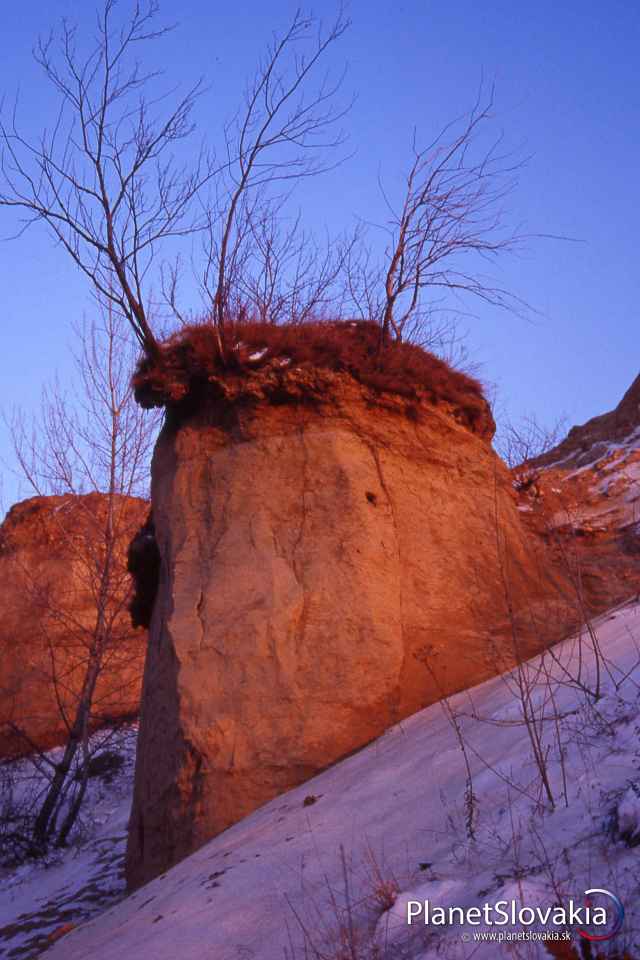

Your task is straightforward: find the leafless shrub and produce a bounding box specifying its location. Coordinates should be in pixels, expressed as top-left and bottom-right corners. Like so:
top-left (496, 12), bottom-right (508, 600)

top-left (495, 412), bottom-right (568, 476)
top-left (285, 844), bottom-right (413, 960)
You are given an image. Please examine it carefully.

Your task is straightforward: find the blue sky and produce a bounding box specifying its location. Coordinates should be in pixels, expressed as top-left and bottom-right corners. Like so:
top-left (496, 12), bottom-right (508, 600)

top-left (1, 0), bottom-right (639, 507)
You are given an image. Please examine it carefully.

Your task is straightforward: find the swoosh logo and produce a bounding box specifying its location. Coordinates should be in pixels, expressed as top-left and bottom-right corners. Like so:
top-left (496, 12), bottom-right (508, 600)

top-left (578, 888), bottom-right (625, 942)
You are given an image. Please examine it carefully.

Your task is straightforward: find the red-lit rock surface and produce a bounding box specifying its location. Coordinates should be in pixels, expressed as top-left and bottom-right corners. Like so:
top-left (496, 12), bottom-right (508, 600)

top-left (126, 363), bottom-right (575, 888)
top-left (0, 494), bottom-right (148, 758)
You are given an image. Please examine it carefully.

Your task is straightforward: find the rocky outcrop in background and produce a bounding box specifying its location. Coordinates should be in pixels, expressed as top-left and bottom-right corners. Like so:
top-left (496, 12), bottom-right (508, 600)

top-left (0, 494), bottom-right (148, 758)
top-left (126, 352), bottom-right (574, 889)
top-left (516, 372), bottom-right (640, 613)
top-left (531, 373), bottom-right (640, 470)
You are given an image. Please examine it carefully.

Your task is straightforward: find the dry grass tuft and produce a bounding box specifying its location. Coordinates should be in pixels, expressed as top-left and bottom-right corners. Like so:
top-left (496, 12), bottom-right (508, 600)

top-left (132, 320), bottom-right (492, 436)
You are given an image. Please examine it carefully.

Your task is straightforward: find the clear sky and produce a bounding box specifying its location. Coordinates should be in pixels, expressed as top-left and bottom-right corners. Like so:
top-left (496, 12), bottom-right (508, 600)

top-left (1, 0), bottom-right (639, 508)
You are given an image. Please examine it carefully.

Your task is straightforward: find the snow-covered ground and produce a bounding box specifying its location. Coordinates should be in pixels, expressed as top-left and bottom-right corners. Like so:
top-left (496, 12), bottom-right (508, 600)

top-left (0, 725), bottom-right (136, 959)
top-left (26, 599), bottom-right (640, 960)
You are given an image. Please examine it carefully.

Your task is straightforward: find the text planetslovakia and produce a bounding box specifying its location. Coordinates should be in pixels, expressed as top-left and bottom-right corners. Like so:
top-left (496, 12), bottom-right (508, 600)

top-left (407, 899), bottom-right (608, 928)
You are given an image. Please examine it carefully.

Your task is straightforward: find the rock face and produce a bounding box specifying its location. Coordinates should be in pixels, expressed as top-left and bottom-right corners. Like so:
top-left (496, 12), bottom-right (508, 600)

top-left (0, 494), bottom-right (148, 758)
top-left (516, 372), bottom-right (640, 612)
top-left (126, 367), bottom-right (573, 889)
top-left (531, 372), bottom-right (640, 470)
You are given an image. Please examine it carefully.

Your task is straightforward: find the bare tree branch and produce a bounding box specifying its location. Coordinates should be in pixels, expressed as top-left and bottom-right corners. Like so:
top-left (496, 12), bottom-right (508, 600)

top-left (374, 85), bottom-right (531, 344)
top-left (202, 6), bottom-right (351, 342)
top-left (0, 0), bottom-right (216, 356)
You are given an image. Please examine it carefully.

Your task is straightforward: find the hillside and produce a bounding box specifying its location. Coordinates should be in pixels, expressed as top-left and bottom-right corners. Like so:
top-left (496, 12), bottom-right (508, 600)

top-left (6, 597), bottom-right (635, 959)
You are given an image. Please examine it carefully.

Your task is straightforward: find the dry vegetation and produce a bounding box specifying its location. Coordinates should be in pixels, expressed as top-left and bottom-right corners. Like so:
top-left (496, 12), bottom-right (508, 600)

top-left (132, 319), bottom-right (493, 436)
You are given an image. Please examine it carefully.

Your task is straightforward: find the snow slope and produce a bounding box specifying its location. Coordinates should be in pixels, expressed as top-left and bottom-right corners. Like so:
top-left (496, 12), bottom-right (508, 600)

top-left (0, 726), bottom-right (136, 959)
top-left (38, 600), bottom-right (640, 960)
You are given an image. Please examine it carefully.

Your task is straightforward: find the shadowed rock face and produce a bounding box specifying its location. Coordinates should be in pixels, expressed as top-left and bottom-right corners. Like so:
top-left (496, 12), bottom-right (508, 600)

top-left (126, 368), bottom-right (573, 889)
top-left (0, 494), bottom-right (148, 758)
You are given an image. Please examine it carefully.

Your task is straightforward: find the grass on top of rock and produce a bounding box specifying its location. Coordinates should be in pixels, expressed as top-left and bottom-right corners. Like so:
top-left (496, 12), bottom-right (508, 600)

top-left (132, 320), bottom-right (492, 436)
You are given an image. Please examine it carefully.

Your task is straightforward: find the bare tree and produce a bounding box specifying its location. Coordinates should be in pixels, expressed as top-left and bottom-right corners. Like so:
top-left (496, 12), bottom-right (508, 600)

top-left (0, 0), bottom-right (215, 356)
top-left (494, 412), bottom-right (568, 502)
top-left (198, 7), bottom-right (351, 345)
top-left (496, 413), bottom-right (568, 471)
top-left (349, 87), bottom-right (528, 346)
top-left (1, 2), bottom-right (356, 357)
top-left (4, 304), bottom-right (157, 850)
top-left (0, 2), bottom-right (532, 366)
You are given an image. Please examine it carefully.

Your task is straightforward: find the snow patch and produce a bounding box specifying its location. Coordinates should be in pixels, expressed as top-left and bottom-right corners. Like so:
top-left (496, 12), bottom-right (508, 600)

top-left (0, 725), bottom-right (137, 960)
top-left (248, 347), bottom-right (268, 361)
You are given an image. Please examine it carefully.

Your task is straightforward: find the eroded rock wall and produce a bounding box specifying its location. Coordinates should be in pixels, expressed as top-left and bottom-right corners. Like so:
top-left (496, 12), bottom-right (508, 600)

top-left (126, 373), bottom-right (572, 887)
